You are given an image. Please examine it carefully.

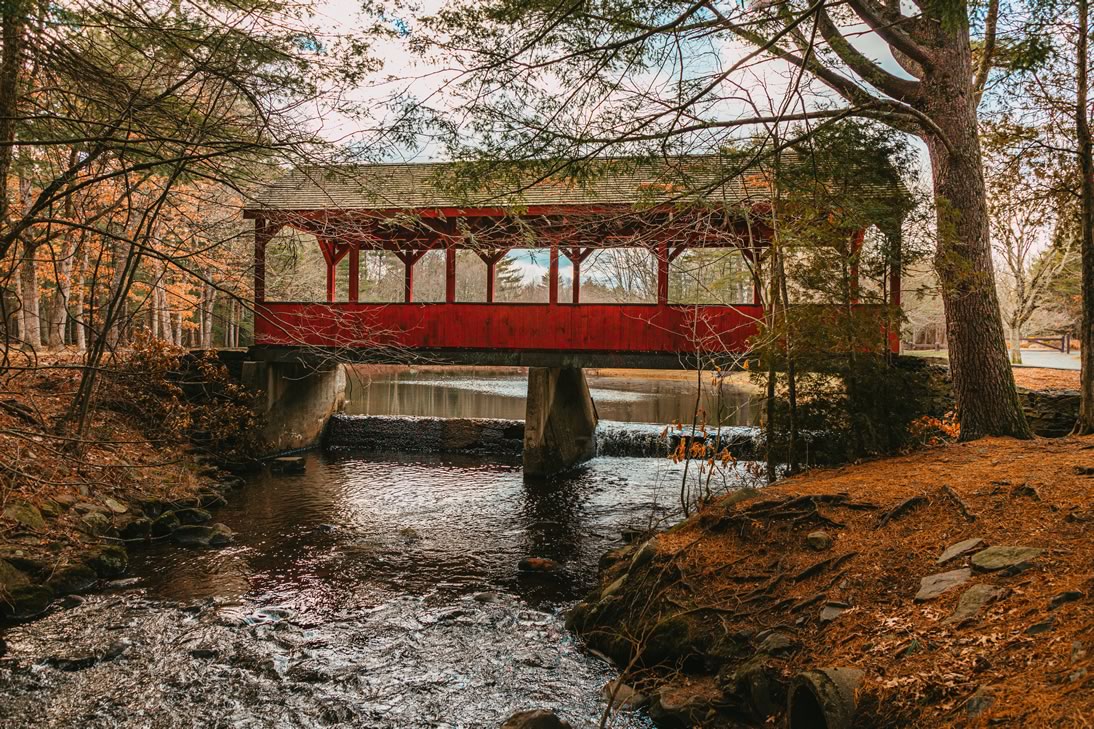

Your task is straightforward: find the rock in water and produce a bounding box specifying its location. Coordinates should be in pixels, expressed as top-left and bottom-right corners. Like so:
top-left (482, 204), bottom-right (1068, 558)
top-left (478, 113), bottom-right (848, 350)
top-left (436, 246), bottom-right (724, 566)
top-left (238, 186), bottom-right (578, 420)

top-left (500, 709), bottom-right (573, 729)
top-left (269, 456), bottom-right (306, 474)
top-left (150, 510), bottom-right (181, 538)
top-left (517, 557), bottom-right (559, 572)
top-left (86, 545), bottom-right (128, 577)
top-left (172, 523), bottom-right (234, 547)
top-left (46, 563), bottom-right (98, 595)
top-left (174, 507), bottom-right (213, 525)
top-left (914, 568), bottom-right (972, 601)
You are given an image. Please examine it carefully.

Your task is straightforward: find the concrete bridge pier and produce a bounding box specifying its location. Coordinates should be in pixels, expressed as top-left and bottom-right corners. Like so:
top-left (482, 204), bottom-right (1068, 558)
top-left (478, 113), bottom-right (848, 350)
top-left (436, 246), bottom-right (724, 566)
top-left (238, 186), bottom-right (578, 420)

top-left (241, 359), bottom-right (346, 453)
top-left (523, 366), bottom-right (598, 478)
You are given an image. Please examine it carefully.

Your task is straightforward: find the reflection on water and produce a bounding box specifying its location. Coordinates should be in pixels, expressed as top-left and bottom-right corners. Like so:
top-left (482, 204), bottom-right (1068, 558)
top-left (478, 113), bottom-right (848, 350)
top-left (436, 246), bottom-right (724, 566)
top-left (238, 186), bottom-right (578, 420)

top-left (346, 369), bottom-right (759, 426)
top-left (0, 450), bottom-right (761, 727)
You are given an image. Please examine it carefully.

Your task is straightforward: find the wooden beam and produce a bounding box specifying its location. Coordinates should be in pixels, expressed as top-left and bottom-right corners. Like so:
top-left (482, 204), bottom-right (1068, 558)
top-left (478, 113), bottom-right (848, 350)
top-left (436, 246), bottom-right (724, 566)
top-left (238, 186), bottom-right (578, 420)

top-left (445, 241), bottom-right (457, 304)
top-left (253, 218), bottom-right (281, 304)
top-left (549, 243), bottom-right (559, 304)
top-left (657, 240), bottom-right (669, 306)
top-left (349, 243), bottom-right (359, 303)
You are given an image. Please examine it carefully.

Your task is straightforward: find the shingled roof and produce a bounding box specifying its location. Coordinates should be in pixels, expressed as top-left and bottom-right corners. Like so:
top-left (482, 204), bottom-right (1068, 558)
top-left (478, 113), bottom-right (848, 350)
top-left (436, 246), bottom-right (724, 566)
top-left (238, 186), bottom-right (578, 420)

top-left (245, 156), bottom-right (778, 213)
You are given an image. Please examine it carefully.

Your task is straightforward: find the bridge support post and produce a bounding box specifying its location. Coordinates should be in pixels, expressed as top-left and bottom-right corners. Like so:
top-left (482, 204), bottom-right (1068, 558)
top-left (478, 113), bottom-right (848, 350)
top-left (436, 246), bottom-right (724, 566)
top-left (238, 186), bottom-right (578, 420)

top-left (523, 366), bottom-right (598, 478)
top-left (241, 360), bottom-right (346, 453)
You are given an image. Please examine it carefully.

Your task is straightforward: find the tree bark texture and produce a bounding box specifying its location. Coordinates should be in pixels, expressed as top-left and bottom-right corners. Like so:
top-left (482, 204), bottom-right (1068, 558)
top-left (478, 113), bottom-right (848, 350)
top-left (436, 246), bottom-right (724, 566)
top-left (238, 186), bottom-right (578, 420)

top-left (1077, 0), bottom-right (1094, 433)
top-left (922, 30), bottom-right (1031, 440)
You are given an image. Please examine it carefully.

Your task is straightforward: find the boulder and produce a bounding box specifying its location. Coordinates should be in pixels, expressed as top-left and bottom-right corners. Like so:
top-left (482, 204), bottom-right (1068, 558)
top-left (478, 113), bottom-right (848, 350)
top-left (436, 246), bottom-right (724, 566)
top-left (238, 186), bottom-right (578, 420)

top-left (86, 545), bottom-right (128, 577)
top-left (0, 549), bottom-right (47, 575)
top-left (915, 568), bottom-right (972, 601)
top-left (118, 517), bottom-right (152, 541)
top-left (172, 523), bottom-right (234, 547)
top-left (806, 531), bottom-right (833, 551)
top-left (756, 630), bottom-right (799, 655)
top-left (47, 563), bottom-right (98, 595)
top-left (602, 680), bottom-right (648, 710)
top-left (971, 546), bottom-right (1042, 572)
top-left (937, 537), bottom-right (984, 564)
top-left (269, 456), bottom-right (306, 474)
top-left (648, 679), bottom-right (723, 728)
top-left (643, 614), bottom-right (702, 665)
top-left (174, 507), bottom-right (213, 525)
top-left (150, 510), bottom-right (182, 538)
top-left (79, 511), bottom-right (113, 536)
top-left (517, 557), bottom-right (560, 573)
top-left (3, 501), bottom-right (46, 531)
top-left (499, 709), bottom-right (573, 729)
top-left (0, 584), bottom-right (53, 619)
top-left (0, 558), bottom-right (31, 591)
top-left (102, 497), bottom-right (128, 514)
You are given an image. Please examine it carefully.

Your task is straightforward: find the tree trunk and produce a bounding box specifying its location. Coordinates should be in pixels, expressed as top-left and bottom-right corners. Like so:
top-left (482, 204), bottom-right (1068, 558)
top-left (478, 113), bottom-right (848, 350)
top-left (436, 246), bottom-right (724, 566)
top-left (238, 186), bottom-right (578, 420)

top-left (46, 239), bottom-right (75, 349)
top-left (922, 52), bottom-right (1031, 440)
top-left (0, 2), bottom-right (24, 228)
top-left (1010, 324), bottom-right (1023, 365)
top-left (1076, 0), bottom-right (1094, 434)
top-left (19, 239), bottom-right (41, 349)
top-left (72, 243), bottom-right (88, 352)
top-left (201, 281), bottom-right (217, 348)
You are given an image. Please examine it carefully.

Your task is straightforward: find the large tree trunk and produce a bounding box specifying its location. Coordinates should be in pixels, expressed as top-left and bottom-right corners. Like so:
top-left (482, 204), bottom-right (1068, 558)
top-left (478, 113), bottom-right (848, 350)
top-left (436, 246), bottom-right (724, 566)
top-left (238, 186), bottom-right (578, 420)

top-left (0, 1), bottom-right (24, 229)
top-left (921, 43), bottom-right (1031, 440)
top-left (1077, 0), bottom-right (1094, 434)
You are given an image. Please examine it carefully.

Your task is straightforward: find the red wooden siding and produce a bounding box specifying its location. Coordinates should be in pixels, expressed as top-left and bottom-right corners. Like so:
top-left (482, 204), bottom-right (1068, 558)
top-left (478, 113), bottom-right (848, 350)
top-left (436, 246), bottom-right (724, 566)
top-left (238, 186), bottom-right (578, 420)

top-left (254, 302), bottom-right (898, 354)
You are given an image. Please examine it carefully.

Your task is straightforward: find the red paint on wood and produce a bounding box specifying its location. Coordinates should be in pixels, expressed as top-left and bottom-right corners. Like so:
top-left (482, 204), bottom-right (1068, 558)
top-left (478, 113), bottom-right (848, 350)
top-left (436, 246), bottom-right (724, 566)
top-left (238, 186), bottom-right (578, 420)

top-left (445, 243), bottom-right (457, 304)
top-left (548, 245), bottom-right (559, 304)
top-left (348, 245), bottom-right (359, 302)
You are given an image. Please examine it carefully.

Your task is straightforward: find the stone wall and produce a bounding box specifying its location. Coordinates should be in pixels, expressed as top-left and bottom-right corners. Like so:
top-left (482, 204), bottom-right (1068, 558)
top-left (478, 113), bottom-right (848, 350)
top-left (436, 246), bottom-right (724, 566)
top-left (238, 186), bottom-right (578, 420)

top-left (324, 414), bottom-right (525, 456)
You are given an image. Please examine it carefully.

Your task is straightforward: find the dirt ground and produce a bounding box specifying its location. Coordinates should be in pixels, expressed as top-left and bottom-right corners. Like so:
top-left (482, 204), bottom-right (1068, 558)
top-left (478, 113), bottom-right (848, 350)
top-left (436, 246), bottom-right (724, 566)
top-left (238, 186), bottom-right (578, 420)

top-left (1012, 367), bottom-right (1081, 391)
top-left (627, 436), bottom-right (1093, 727)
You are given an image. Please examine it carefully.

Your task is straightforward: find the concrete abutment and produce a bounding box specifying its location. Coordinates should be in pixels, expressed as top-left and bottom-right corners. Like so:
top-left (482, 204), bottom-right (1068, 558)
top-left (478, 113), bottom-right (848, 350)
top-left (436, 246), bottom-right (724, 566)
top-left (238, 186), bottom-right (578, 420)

top-left (241, 360), bottom-right (346, 453)
top-left (523, 366), bottom-right (598, 478)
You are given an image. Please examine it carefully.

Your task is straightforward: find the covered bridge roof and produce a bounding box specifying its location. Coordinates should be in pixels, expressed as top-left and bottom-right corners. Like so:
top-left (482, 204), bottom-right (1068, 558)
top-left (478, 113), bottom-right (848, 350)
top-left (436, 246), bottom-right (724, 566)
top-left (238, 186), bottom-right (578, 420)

top-left (244, 156), bottom-right (778, 214)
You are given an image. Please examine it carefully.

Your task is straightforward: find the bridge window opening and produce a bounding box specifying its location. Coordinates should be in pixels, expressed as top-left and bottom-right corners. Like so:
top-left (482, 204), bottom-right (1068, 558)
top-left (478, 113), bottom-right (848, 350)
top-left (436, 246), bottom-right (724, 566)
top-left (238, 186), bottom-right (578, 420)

top-left (456, 250), bottom-right (487, 301)
top-left (581, 248), bottom-right (657, 303)
top-left (357, 250), bottom-right (404, 303)
top-left (494, 248), bottom-right (551, 303)
top-left (408, 248), bottom-right (447, 302)
top-left (264, 227), bottom-right (327, 302)
top-left (669, 247), bottom-right (755, 305)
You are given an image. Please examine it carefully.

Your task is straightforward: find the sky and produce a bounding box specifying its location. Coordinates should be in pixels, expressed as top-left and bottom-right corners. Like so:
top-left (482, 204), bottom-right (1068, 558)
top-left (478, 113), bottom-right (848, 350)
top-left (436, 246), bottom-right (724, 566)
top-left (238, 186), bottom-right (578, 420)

top-left (295, 0), bottom-right (933, 281)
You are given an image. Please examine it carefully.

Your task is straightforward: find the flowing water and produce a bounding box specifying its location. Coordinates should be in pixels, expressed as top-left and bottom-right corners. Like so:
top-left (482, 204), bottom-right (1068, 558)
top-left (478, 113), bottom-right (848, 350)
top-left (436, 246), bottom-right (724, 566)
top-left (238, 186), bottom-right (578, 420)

top-left (0, 373), bottom-right (760, 728)
top-left (343, 369), bottom-right (760, 427)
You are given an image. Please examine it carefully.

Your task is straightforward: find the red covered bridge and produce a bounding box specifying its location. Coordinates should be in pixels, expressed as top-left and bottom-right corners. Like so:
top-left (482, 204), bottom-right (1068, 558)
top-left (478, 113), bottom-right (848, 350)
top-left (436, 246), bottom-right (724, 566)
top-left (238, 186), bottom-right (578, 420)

top-left (244, 157), bottom-right (901, 369)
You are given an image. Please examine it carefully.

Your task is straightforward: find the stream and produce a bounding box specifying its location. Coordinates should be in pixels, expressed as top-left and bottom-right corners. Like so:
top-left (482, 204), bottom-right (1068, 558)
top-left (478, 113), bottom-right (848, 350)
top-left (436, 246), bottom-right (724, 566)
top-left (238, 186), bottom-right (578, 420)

top-left (0, 371), bottom-right (758, 728)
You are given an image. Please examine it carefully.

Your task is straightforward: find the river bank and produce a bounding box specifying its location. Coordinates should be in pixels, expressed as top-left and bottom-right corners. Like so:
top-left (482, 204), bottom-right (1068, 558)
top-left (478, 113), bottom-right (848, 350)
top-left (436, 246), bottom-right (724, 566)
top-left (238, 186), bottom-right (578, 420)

top-left (0, 350), bottom-right (255, 621)
top-left (568, 435), bottom-right (1094, 727)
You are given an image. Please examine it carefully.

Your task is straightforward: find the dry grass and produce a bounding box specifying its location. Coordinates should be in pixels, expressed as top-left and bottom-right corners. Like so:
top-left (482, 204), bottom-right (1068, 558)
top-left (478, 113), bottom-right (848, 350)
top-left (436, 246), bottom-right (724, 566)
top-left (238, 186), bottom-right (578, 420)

top-left (655, 436), bottom-right (1093, 727)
